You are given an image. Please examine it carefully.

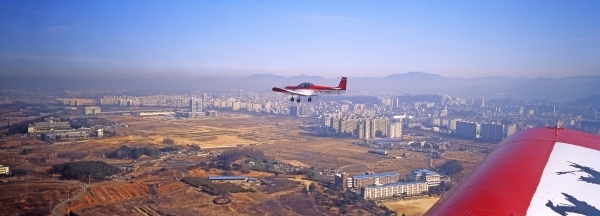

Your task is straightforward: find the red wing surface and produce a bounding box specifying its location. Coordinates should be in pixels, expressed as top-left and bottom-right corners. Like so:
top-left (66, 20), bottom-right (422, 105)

top-left (425, 127), bottom-right (600, 216)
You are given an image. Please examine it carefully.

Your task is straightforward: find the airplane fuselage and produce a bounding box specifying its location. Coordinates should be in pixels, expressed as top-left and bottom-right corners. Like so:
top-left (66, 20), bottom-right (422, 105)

top-left (272, 77), bottom-right (347, 102)
top-left (282, 87), bottom-right (346, 96)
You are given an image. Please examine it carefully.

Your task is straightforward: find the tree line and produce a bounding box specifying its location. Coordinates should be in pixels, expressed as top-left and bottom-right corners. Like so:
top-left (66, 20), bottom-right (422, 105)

top-left (180, 177), bottom-right (254, 196)
top-left (437, 159), bottom-right (464, 175)
top-left (314, 188), bottom-right (396, 215)
top-left (106, 145), bottom-right (178, 159)
top-left (51, 161), bottom-right (120, 182)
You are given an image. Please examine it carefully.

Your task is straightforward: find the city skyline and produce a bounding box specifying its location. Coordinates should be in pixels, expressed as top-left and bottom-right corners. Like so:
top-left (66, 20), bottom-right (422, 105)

top-left (1, 1), bottom-right (599, 79)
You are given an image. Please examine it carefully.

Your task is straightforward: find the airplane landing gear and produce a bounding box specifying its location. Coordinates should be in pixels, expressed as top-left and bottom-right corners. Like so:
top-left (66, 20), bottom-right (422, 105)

top-left (290, 96), bottom-right (295, 102)
top-left (308, 97), bottom-right (312, 102)
top-left (296, 98), bottom-right (301, 103)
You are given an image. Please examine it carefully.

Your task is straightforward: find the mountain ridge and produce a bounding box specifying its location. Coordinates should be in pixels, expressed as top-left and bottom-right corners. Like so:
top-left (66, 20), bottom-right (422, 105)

top-left (1, 72), bottom-right (599, 101)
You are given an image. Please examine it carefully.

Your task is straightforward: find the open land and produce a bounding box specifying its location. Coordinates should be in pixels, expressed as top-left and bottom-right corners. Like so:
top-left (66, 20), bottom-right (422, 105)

top-left (382, 197), bottom-right (441, 216)
top-left (0, 113), bottom-right (487, 215)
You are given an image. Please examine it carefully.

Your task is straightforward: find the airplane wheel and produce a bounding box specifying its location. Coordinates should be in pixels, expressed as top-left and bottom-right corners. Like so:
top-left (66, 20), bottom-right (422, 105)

top-left (290, 97), bottom-right (294, 102)
top-left (296, 98), bottom-right (300, 103)
top-left (308, 97), bottom-right (312, 102)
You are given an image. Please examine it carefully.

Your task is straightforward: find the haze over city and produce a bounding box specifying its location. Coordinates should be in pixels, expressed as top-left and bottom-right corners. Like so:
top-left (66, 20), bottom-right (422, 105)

top-left (1, 1), bottom-right (599, 79)
top-left (3, 1), bottom-right (600, 216)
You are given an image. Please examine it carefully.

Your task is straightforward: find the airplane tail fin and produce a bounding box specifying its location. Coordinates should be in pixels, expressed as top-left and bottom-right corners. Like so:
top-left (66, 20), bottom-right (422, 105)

top-left (337, 77), bottom-right (347, 90)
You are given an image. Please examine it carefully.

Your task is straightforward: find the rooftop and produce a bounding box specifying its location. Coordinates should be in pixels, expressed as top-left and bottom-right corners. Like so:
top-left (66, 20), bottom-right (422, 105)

top-left (409, 169), bottom-right (440, 176)
top-left (353, 171), bottom-right (399, 179)
top-left (364, 181), bottom-right (427, 189)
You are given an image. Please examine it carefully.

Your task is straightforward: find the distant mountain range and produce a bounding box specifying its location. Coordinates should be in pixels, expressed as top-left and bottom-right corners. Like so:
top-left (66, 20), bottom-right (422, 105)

top-left (2, 72), bottom-right (600, 101)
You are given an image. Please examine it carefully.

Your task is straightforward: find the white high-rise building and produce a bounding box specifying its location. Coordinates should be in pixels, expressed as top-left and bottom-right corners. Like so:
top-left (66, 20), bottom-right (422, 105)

top-left (387, 122), bottom-right (403, 138)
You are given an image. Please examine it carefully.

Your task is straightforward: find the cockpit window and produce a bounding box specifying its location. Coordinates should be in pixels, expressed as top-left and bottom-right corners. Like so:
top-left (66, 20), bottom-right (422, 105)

top-left (297, 82), bottom-right (313, 88)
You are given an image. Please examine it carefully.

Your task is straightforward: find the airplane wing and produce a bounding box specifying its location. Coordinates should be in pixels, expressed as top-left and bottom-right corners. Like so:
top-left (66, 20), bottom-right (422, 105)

top-left (425, 127), bottom-right (600, 216)
top-left (271, 87), bottom-right (314, 96)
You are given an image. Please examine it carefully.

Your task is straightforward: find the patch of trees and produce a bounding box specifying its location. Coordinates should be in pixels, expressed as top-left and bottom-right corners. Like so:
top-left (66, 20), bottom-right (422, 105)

top-left (217, 148), bottom-right (271, 162)
top-left (429, 181), bottom-right (453, 195)
top-left (51, 161), bottom-right (120, 182)
top-left (21, 148), bottom-right (33, 155)
top-left (314, 188), bottom-right (396, 215)
top-left (208, 148), bottom-right (271, 173)
top-left (106, 145), bottom-right (178, 159)
top-left (193, 160), bottom-right (251, 174)
top-left (437, 160), bottom-right (464, 175)
top-left (69, 118), bottom-right (91, 129)
top-left (180, 177), bottom-right (254, 196)
top-left (160, 146), bottom-right (178, 152)
top-left (103, 130), bottom-right (117, 137)
top-left (3, 117), bottom-right (42, 135)
top-left (231, 162), bottom-right (251, 173)
top-left (18, 207), bottom-right (50, 216)
top-left (309, 183), bottom-right (317, 191)
top-left (163, 138), bottom-right (175, 145)
top-left (295, 169), bottom-right (318, 179)
top-left (190, 144), bottom-right (201, 150)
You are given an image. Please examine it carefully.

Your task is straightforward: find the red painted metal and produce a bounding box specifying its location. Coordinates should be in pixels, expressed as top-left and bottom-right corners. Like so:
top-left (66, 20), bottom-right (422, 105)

top-left (425, 127), bottom-right (600, 216)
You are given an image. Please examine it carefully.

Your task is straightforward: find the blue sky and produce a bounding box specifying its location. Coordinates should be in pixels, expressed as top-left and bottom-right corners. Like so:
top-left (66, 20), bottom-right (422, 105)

top-left (1, 1), bottom-right (599, 78)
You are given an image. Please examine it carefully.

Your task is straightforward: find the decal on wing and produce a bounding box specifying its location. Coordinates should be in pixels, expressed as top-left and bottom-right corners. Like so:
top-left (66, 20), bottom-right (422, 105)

top-left (527, 142), bottom-right (600, 215)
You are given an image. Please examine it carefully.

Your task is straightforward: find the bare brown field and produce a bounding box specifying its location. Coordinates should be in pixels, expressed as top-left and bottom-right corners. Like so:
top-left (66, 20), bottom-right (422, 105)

top-left (382, 197), bottom-right (440, 216)
top-left (0, 182), bottom-right (80, 215)
top-left (251, 135), bottom-right (447, 176)
top-left (71, 115), bottom-right (306, 149)
top-left (94, 115), bottom-right (484, 178)
top-left (62, 182), bottom-right (153, 213)
top-left (0, 114), bottom-right (489, 215)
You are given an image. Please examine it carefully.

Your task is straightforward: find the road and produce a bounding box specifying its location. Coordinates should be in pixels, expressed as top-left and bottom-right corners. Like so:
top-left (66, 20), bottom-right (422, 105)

top-left (53, 181), bottom-right (86, 216)
top-left (404, 128), bottom-right (495, 150)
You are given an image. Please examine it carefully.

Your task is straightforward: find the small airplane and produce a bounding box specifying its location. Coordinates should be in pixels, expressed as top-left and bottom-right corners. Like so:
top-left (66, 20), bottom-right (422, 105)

top-left (272, 77), bottom-right (347, 102)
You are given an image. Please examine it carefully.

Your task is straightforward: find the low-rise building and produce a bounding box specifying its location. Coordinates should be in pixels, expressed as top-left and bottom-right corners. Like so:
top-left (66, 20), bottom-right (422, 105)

top-left (405, 169), bottom-right (441, 187)
top-left (334, 172), bottom-right (351, 189)
top-left (0, 165), bottom-right (9, 175)
top-left (362, 181), bottom-right (428, 200)
top-left (40, 128), bottom-right (95, 143)
top-left (28, 121), bottom-right (71, 133)
top-left (351, 171), bottom-right (400, 189)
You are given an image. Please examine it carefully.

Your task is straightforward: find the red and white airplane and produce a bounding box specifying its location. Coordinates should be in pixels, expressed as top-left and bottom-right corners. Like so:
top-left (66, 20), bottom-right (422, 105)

top-left (272, 77), bottom-right (347, 103)
top-left (425, 126), bottom-right (600, 216)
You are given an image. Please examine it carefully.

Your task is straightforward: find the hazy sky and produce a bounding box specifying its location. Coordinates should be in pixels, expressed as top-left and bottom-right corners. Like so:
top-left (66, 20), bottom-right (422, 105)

top-left (1, 1), bottom-right (599, 78)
